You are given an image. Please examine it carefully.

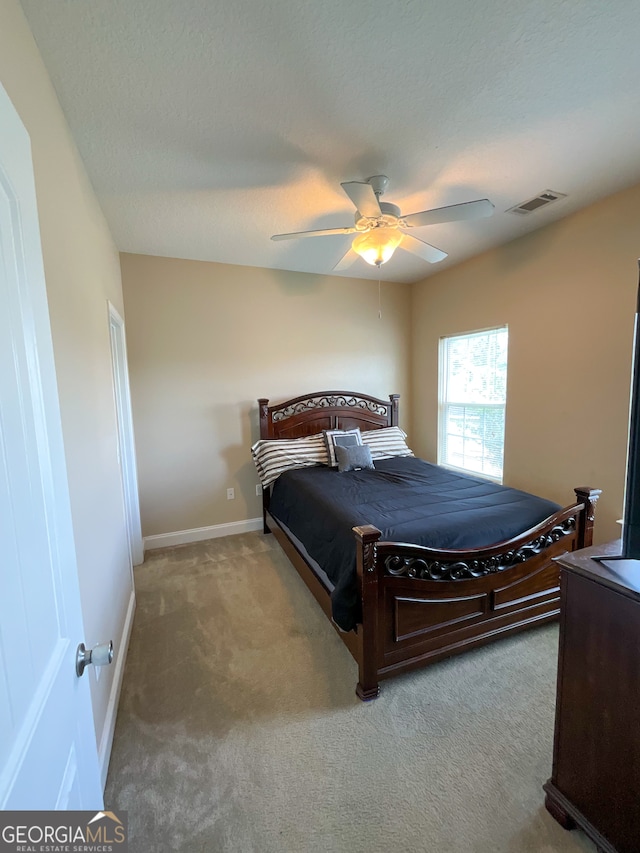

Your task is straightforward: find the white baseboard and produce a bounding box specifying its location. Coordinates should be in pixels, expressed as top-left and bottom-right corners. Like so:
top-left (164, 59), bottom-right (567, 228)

top-left (143, 517), bottom-right (263, 551)
top-left (99, 588), bottom-right (136, 790)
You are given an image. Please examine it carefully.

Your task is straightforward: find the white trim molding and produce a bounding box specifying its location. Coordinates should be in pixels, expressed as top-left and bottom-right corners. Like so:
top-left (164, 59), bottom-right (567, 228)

top-left (107, 302), bottom-right (144, 568)
top-left (144, 518), bottom-right (263, 551)
top-left (98, 589), bottom-right (136, 790)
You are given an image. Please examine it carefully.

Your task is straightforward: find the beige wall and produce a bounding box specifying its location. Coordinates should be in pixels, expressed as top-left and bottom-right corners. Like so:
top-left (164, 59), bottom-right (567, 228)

top-left (1, 0), bottom-right (133, 765)
top-left (120, 253), bottom-right (411, 536)
top-left (411, 182), bottom-right (640, 543)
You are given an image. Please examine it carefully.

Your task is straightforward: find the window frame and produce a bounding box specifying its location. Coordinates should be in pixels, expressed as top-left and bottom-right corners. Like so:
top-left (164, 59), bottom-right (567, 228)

top-left (437, 325), bottom-right (509, 484)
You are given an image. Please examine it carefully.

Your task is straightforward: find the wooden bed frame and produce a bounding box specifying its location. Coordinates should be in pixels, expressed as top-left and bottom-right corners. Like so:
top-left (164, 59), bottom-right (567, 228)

top-left (258, 390), bottom-right (601, 700)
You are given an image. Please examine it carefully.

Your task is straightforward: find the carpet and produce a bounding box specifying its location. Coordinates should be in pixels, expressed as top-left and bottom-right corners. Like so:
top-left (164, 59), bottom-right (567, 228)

top-left (104, 532), bottom-right (595, 853)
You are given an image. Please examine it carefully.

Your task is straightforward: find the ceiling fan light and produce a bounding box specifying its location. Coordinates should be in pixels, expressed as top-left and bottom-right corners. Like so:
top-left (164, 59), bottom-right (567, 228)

top-left (352, 228), bottom-right (402, 266)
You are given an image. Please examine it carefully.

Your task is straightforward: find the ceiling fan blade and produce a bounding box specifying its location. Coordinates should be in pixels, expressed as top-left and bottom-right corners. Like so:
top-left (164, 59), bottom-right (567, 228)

top-left (400, 232), bottom-right (448, 264)
top-left (403, 198), bottom-right (495, 228)
top-left (340, 181), bottom-right (382, 218)
top-left (271, 226), bottom-right (356, 241)
top-left (333, 247), bottom-right (359, 272)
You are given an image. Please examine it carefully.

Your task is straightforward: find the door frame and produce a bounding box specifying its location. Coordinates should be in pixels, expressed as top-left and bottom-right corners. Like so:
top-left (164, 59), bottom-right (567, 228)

top-left (108, 302), bottom-right (143, 568)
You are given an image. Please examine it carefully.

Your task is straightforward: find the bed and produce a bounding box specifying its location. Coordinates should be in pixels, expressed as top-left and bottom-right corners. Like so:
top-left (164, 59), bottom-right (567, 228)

top-left (257, 390), bottom-right (601, 700)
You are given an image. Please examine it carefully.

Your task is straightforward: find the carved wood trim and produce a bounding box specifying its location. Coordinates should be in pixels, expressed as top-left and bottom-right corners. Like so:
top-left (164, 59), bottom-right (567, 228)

top-left (354, 525), bottom-right (382, 577)
top-left (271, 393), bottom-right (389, 422)
top-left (382, 517), bottom-right (577, 581)
top-left (258, 391), bottom-right (394, 436)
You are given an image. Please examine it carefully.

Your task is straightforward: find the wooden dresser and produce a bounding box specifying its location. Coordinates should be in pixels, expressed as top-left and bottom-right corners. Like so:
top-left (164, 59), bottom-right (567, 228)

top-left (544, 540), bottom-right (640, 853)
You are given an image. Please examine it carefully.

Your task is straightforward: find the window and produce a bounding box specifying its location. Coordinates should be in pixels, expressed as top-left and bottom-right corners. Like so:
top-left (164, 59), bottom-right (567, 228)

top-left (438, 326), bottom-right (508, 482)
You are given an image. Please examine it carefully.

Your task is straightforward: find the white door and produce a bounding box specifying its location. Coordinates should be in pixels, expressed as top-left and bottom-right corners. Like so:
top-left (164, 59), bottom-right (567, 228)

top-left (0, 83), bottom-right (103, 808)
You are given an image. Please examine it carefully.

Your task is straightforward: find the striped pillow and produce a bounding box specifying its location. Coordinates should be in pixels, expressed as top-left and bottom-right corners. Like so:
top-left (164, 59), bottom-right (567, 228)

top-left (361, 426), bottom-right (414, 460)
top-left (251, 433), bottom-right (329, 487)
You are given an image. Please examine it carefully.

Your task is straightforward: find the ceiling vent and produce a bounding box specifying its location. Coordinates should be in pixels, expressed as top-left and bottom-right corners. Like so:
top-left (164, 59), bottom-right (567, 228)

top-left (508, 190), bottom-right (567, 215)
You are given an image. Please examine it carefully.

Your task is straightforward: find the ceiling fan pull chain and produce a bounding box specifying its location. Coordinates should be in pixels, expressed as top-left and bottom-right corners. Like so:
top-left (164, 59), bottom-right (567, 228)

top-left (377, 263), bottom-right (382, 320)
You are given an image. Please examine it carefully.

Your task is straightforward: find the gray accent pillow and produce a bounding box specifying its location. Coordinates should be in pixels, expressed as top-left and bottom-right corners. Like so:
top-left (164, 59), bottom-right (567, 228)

top-left (335, 444), bottom-right (375, 473)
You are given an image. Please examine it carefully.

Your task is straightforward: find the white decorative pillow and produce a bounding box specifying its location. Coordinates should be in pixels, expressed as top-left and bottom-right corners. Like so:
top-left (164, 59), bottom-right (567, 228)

top-left (323, 428), bottom-right (363, 468)
top-left (251, 433), bottom-right (328, 487)
top-left (361, 426), bottom-right (414, 460)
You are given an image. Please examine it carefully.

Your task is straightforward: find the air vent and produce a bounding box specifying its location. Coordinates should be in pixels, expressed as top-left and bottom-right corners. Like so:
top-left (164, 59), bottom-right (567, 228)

top-left (508, 190), bottom-right (567, 215)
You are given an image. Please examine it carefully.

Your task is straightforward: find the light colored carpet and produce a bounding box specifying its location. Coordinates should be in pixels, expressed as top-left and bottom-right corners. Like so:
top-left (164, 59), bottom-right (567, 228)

top-left (105, 532), bottom-right (596, 853)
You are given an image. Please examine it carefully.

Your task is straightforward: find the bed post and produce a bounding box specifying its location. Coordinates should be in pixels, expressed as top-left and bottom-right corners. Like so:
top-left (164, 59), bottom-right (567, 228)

top-left (389, 394), bottom-right (400, 427)
top-left (258, 398), bottom-right (270, 438)
top-left (258, 398), bottom-right (271, 534)
top-left (574, 486), bottom-right (602, 548)
top-left (354, 524), bottom-right (382, 701)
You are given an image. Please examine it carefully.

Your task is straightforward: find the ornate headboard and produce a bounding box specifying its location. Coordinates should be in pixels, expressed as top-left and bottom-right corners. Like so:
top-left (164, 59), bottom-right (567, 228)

top-left (258, 391), bottom-right (399, 440)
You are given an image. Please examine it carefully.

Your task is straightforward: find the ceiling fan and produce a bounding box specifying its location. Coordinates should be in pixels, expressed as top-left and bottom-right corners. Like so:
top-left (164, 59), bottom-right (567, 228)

top-left (271, 176), bottom-right (494, 270)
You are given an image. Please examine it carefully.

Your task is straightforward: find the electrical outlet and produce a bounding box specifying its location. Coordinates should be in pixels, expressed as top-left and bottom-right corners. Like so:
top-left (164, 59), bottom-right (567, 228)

top-left (227, 488), bottom-right (235, 500)
top-left (256, 484), bottom-right (262, 496)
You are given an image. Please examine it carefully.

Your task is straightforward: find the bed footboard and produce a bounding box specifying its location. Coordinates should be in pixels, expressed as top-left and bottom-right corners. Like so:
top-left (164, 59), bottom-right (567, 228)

top-left (353, 487), bottom-right (601, 700)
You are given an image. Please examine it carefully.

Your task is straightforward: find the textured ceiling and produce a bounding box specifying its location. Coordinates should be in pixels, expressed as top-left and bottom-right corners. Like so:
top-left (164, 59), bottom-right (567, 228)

top-left (20, 0), bottom-right (640, 282)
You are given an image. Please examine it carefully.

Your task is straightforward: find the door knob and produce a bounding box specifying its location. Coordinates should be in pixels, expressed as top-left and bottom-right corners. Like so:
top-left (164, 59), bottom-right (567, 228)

top-left (76, 641), bottom-right (113, 677)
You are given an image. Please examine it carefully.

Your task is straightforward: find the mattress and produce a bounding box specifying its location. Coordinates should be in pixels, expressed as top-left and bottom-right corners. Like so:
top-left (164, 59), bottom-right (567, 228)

top-left (268, 456), bottom-right (561, 631)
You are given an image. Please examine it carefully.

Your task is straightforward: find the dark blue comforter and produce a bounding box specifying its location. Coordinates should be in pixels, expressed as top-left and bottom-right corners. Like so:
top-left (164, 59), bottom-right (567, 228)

top-left (269, 457), bottom-right (561, 631)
